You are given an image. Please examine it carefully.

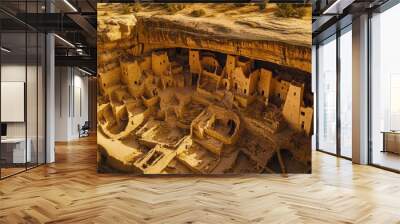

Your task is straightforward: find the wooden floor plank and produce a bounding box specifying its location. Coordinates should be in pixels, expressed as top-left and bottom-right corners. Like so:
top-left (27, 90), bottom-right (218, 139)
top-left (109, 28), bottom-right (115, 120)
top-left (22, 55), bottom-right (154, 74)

top-left (0, 135), bottom-right (399, 224)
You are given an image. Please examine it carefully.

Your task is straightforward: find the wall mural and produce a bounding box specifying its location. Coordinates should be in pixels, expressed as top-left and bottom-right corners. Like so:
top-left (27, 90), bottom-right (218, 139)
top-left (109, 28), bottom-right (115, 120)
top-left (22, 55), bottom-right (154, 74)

top-left (97, 3), bottom-right (312, 174)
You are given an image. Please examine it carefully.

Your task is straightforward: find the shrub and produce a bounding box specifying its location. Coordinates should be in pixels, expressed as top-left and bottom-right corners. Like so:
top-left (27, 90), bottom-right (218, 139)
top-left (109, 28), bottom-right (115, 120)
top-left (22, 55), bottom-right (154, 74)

top-left (233, 3), bottom-right (246, 7)
top-left (131, 3), bottom-right (141, 12)
top-left (190, 9), bottom-right (206, 17)
top-left (121, 5), bottom-right (131, 14)
top-left (258, 3), bottom-right (267, 11)
top-left (275, 4), bottom-right (306, 18)
top-left (166, 4), bottom-right (186, 14)
top-left (176, 4), bottom-right (185, 11)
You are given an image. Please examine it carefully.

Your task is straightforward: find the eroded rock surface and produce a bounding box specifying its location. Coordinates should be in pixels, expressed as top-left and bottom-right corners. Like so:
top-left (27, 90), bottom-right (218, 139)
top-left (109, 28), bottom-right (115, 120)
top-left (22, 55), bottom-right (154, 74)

top-left (97, 3), bottom-right (312, 174)
top-left (98, 4), bottom-right (311, 73)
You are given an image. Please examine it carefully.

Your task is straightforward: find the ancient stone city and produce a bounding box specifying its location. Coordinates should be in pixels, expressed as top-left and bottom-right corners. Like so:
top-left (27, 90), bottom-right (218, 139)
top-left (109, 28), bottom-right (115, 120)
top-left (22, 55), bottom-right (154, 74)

top-left (97, 3), bottom-right (312, 174)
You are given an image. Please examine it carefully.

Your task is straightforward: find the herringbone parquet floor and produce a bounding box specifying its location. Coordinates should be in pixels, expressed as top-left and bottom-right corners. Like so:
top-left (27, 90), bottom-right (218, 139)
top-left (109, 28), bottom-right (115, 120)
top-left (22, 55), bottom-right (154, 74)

top-left (0, 135), bottom-right (399, 224)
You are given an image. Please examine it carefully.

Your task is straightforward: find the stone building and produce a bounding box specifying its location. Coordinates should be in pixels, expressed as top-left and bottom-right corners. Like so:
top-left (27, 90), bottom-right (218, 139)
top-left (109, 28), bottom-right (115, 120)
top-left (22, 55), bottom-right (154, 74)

top-left (282, 83), bottom-right (313, 135)
top-left (152, 51), bottom-right (170, 77)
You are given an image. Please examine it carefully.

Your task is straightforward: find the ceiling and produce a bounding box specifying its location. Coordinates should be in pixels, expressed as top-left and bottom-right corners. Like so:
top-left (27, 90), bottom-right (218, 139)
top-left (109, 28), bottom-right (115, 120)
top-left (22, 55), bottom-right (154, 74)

top-left (1, 0), bottom-right (97, 74)
top-left (0, 0), bottom-right (96, 14)
top-left (312, 0), bottom-right (391, 43)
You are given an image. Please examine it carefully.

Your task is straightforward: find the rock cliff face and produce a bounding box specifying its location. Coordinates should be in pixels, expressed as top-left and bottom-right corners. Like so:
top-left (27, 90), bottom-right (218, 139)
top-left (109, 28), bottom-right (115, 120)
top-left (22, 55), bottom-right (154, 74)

top-left (96, 3), bottom-right (312, 174)
top-left (136, 17), bottom-right (310, 73)
top-left (98, 3), bottom-right (311, 73)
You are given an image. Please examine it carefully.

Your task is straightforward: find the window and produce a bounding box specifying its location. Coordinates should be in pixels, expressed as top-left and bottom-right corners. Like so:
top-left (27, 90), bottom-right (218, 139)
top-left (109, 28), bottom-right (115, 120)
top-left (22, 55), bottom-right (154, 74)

top-left (0, 2), bottom-right (46, 179)
top-left (340, 26), bottom-right (352, 158)
top-left (370, 4), bottom-right (400, 171)
top-left (390, 75), bottom-right (400, 129)
top-left (317, 35), bottom-right (337, 154)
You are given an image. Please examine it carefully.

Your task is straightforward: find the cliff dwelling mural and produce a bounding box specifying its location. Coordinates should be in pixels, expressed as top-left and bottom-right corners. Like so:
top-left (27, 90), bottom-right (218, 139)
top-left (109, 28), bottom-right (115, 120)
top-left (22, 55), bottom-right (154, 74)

top-left (97, 3), bottom-right (312, 174)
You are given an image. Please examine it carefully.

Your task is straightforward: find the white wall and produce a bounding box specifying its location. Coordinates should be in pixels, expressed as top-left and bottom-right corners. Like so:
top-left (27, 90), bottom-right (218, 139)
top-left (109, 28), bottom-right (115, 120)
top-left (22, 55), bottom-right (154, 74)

top-left (1, 65), bottom-right (26, 138)
top-left (72, 72), bottom-right (89, 138)
top-left (55, 66), bottom-right (69, 141)
top-left (55, 67), bottom-right (89, 141)
top-left (1, 64), bottom-right (39, 138)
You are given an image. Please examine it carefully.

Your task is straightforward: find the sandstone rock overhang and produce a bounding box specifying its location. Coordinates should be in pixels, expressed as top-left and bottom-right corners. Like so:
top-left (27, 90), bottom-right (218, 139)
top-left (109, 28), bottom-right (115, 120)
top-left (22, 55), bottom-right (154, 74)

top-left (97, 4), bottom-right (312, 74)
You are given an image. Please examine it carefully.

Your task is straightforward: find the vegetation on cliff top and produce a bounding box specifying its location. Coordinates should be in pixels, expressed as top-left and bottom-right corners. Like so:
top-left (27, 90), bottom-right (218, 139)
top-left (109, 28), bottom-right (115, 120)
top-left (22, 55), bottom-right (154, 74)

top-left (190, 9), bottom-right (206, 17)
top-left (165, 4), bottom-right (186, 14)
top-left (275, 4), bottom-right (306, 18)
